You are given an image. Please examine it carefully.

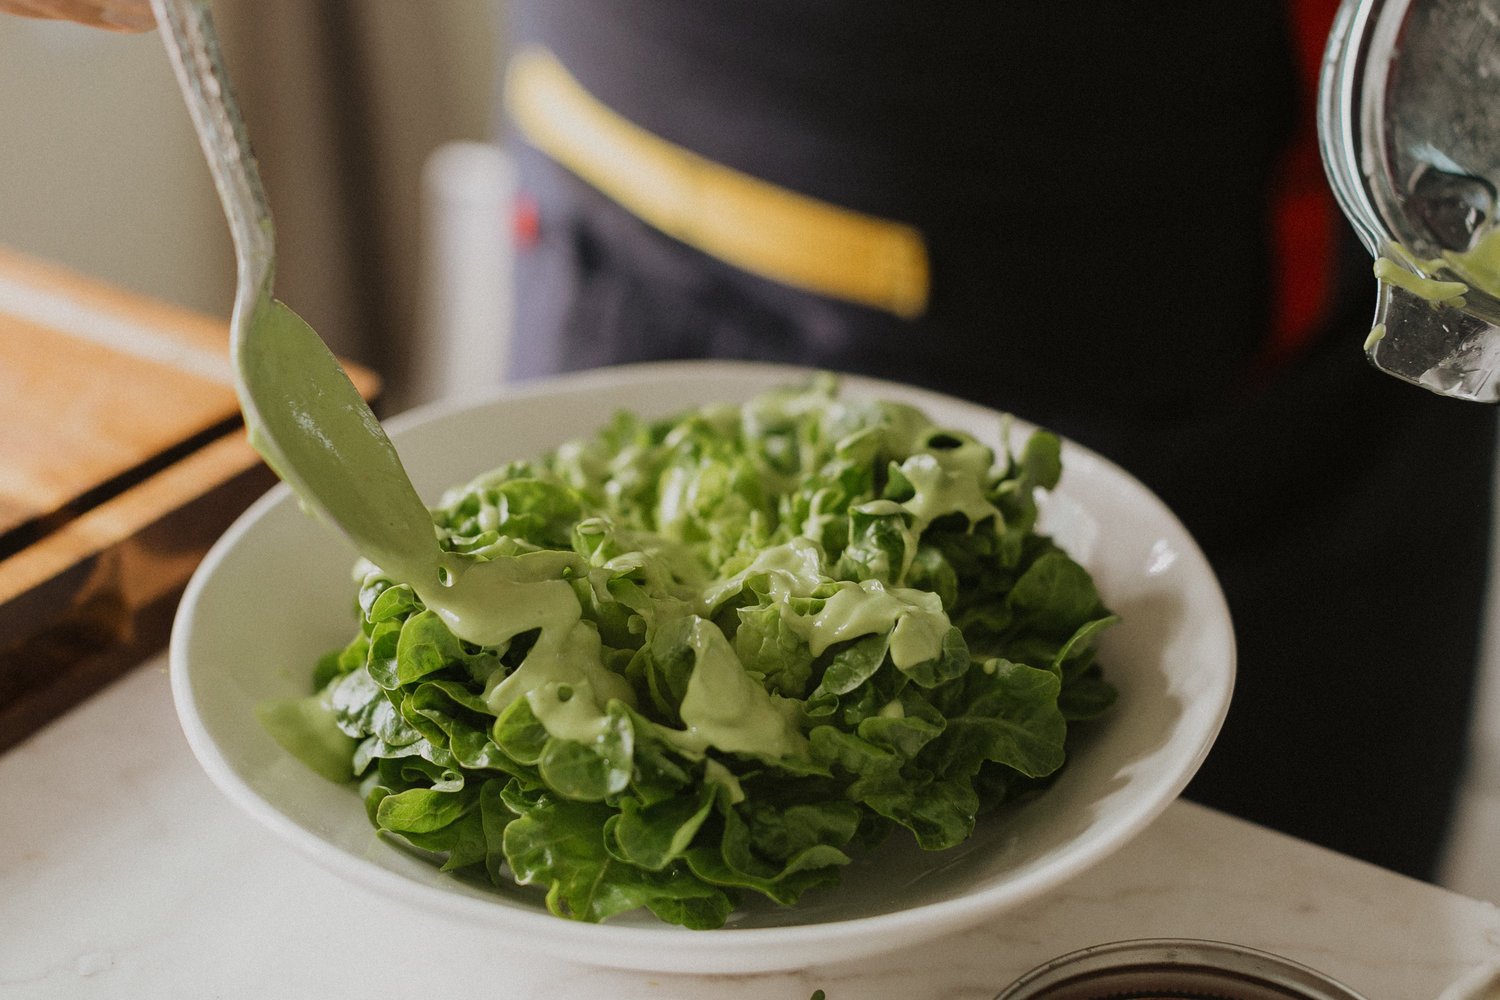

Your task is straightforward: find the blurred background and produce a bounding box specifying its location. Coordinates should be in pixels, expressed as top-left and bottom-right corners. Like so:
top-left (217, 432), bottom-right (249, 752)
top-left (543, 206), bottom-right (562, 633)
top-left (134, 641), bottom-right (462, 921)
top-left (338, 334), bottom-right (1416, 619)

top-left (0, 1), bottom-right (505, 411)
top-left (1, 3), bottom-right (1498, 903)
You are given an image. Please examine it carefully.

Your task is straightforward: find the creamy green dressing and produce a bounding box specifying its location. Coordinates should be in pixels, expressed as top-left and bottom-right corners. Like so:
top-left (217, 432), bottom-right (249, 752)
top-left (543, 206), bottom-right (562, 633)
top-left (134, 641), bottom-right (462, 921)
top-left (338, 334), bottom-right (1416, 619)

top-left (257, 348), bottom-right (978, 768)
top-left (1364, 236), bottom-right (1500, 351)
top-left (523, 679), bottom-right (617, 745)
top-left (1372, 255), bottom-right (1468, 306)
top-left (236, 297), bottom-right (444, 594)
top-left (702, 757), bottom-right (746, 804)
top-left (693, 536), bottom-right (949, 666)
top-left (698, 537), bottom-right (826, 613)
top-left (1368, 230), bottom-right (1500, 335)
top-left (1439, 227), bottom-right (1500, 297)
top-left (792, 579), bottom-right (947, 668)
top-left (482, 597), bottom-right (636, 714)
top-left (241, 317), bottom-right (652, 752)
top-left (895, 453), bottom-right (1002, 534)
top-left (873, 402), bottom-right (933, 455)
top-left (446, 533), bottom-right (947, 759)
top-left (676, 617), bottom-right (808, 759)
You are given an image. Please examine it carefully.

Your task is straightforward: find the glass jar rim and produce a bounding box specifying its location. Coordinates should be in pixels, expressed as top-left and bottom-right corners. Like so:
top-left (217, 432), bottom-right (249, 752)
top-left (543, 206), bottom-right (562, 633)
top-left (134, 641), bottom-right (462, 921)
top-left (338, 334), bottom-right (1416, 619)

top-left (993, 938), bottom-right (1369, 1000)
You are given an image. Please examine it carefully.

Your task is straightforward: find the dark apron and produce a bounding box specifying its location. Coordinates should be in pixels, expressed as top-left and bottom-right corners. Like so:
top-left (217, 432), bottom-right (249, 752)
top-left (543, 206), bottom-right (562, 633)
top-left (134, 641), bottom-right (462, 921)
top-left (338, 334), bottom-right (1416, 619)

top-left (505, 0), bottom-right (1497, 880)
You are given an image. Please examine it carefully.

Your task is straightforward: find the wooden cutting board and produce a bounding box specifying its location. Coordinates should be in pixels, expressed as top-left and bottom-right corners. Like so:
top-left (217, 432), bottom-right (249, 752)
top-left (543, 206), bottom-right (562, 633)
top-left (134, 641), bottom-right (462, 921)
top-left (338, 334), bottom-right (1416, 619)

top-left (0, 248), bottom-right (379, 752)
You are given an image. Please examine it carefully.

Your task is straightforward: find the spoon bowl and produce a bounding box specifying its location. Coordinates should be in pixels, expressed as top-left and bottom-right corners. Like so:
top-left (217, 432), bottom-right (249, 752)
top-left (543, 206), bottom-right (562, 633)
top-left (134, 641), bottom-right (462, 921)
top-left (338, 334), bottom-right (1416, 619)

top-left (232, 294), bottom-right (441, 585)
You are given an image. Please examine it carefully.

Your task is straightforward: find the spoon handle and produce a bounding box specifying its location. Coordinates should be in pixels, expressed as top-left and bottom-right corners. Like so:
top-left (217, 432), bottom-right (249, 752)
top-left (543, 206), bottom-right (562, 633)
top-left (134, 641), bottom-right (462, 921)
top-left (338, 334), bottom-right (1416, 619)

top-left (150, 0), bottom-right (275, 297)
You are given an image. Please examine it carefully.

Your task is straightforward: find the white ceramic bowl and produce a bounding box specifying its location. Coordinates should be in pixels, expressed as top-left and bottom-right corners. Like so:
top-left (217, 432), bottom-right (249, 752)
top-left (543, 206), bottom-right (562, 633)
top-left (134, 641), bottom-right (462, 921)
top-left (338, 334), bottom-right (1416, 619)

top-left (170, 360), bottom-right (1234, 974)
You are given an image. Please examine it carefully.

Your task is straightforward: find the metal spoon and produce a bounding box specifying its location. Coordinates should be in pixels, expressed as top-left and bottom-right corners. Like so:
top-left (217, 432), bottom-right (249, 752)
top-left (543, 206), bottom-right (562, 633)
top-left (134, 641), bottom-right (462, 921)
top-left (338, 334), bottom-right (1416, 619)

top-left (1319, 0), bottom-right (1500, 401)
top-left (151, 0), bottom-right (443, 589)
top-left (152, 0), bottom-right (588, 654)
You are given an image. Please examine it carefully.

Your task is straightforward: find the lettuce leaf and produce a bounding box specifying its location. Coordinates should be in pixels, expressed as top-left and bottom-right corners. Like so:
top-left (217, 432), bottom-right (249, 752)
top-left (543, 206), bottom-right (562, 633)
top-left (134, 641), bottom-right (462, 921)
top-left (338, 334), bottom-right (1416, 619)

top-left (269, 375), bottom-right (1116, 928)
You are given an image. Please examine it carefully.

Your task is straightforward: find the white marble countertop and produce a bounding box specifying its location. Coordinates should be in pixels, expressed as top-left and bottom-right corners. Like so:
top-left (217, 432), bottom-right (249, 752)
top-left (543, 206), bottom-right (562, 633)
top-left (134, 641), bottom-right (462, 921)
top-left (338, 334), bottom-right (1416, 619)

top-left (4, 653), bottom-right (1499, 1000)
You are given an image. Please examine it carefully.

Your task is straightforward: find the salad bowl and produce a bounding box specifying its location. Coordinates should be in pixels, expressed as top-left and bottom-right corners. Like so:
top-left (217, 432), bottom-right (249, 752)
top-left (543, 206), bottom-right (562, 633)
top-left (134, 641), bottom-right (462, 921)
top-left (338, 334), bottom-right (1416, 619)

top-left (169, 360), bottom-right (1234, 974)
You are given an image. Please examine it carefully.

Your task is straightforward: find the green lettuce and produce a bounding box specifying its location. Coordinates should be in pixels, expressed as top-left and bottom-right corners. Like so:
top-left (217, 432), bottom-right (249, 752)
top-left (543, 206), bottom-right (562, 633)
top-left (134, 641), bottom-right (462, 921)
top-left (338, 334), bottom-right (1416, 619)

top-left (262, 375), bottom-right (1116, 928)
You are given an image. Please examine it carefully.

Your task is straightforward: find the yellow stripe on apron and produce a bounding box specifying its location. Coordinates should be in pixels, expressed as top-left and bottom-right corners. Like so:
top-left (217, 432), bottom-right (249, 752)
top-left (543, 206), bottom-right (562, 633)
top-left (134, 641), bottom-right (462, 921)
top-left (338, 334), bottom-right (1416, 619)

top-left (505, 46), bottom-right (931, 319)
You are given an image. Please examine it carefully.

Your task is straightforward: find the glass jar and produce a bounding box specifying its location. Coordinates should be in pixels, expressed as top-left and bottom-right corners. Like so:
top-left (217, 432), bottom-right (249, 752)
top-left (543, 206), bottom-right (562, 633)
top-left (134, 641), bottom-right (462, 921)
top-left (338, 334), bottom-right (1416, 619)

top-left (994, 939), bottom-right (1368, 1000)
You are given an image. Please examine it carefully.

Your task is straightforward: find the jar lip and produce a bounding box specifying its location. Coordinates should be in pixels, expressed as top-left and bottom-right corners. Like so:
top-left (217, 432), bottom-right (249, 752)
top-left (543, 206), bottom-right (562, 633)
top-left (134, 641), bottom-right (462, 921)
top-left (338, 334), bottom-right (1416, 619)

top-left (993, 938), bottom-right (1370, 1000)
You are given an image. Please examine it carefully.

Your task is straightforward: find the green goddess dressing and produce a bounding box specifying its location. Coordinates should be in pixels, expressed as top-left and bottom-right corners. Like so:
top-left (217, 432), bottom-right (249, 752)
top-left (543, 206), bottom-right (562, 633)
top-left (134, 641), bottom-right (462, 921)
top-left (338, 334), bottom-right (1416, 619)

top-left (253, 347), bottom-right (1005, 772)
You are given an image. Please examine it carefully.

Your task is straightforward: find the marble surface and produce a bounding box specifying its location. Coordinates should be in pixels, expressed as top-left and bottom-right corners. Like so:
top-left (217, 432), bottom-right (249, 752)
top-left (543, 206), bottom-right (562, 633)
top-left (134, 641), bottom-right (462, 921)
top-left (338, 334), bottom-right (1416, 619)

top-left (3, 655), bottom-right (1499, 1000)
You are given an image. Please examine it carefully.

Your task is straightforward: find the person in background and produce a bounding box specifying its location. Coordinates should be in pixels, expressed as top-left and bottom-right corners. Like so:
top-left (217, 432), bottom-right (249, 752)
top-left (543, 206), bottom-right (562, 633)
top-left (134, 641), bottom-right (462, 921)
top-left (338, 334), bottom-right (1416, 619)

top-left (502, 3), bottom-right (1497, 882)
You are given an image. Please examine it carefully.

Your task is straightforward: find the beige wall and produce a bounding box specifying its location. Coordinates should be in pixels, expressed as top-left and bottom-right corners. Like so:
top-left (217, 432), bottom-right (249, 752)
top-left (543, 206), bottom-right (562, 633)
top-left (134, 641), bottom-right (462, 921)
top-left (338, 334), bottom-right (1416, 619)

top-left (211, 1), bottom-right (503, 386)
top-left (0, 17), bottom-right (232, 318)
top-left (0, 2), bottom-right (504, 403)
